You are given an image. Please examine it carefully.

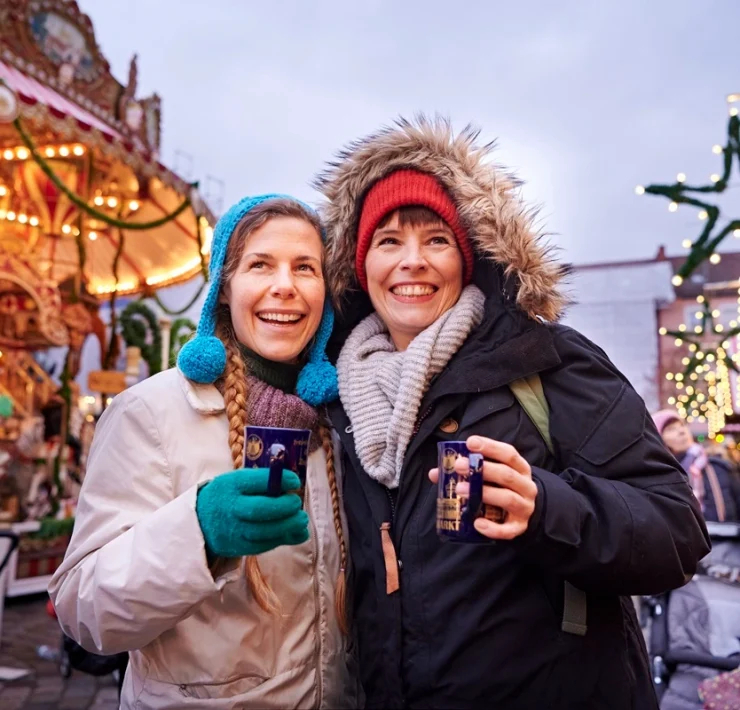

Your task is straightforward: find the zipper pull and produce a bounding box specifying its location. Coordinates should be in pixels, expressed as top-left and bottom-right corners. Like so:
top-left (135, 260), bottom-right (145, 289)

top-left (380, 522), bottom-right (400, 594)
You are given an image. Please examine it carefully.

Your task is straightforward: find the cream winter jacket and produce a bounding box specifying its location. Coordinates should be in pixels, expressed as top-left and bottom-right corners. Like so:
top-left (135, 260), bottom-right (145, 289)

top-left (49, 368), bottom-right (359, 709)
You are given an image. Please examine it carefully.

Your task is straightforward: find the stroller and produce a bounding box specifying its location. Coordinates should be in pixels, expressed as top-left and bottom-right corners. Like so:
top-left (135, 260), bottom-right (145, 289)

top-left (643, 521), bottom-right (740, 709)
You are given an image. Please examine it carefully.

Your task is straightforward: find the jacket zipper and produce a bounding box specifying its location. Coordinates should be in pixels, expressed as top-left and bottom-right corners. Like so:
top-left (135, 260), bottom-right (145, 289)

top-left (412, 405), bottom-right (433, 438)
top-left (378, 404), bottom-right (434, 596)
top-left (306, 478), bottom-right (324, 706)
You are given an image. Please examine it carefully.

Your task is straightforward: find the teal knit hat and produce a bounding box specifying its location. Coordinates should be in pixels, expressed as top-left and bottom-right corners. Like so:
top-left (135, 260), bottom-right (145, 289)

top-left (177, 194), bottom-right (338, 406)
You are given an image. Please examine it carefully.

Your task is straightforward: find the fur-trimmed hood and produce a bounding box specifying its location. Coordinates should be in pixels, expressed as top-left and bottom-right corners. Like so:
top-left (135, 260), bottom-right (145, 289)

top-left (314, 116), bottom-right (568, 322)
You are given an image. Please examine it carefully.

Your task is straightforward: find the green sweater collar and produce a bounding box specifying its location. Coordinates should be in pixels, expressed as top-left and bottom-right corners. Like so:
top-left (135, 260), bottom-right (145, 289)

top-left (239, 346), bottom-right (301, 393)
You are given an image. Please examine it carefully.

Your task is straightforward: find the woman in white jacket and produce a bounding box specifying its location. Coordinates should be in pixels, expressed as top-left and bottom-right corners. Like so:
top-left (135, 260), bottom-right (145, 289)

top-left (49, 195), bottom-right (359, 709)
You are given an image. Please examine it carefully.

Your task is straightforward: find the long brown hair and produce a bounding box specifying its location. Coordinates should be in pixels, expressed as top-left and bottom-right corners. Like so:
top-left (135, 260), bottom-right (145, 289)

top-left (215, 199), bottom-right (347, 632)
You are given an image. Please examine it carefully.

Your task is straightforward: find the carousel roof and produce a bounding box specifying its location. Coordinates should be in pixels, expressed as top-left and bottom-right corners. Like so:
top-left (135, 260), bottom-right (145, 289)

top-left (0, 0), bottom-right (216, 300)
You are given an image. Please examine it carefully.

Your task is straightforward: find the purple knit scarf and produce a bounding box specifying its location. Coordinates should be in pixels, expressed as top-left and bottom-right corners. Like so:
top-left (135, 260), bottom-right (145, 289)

top-left (245, 376), bottom-right (322, 453)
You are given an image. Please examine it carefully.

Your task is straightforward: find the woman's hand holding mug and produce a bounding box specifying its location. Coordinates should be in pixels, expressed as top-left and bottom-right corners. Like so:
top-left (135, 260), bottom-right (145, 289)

top-left (429, 435), bottom-right (538, 540)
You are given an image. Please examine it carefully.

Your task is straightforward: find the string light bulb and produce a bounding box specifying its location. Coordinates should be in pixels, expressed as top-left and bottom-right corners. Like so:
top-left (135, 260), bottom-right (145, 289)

top-left (635, 185), bottom-right (645, 195)
top-left (713, 144), bottom-right (723, 154)
top-left (59, 146), bottom-right (70, 157)
top-left (711, 174), bottom-right (721, 183)
top-left (672, 275), bottom-right (683, 286)
top-left (94, 196), bottom-right (104, 206)
top-left (2, 150), bottom-right (12, 160)
top-left (677, 173), bottom-right (686, 183)
top-left (29, 216), bottom-right (39, 227)
top-left (659, 327), bottom-right (668, 335)
top-left (678, 324), bottom-right (687, 332)
top-left (45, 147), bottom-right (55, 158)
top-left (682, 239), bottom-right (692, 249)
top-left (129, 200), bottom-right (139, 211)
top-left (699, 210), bottom-right (709, 220)
top-left (697, 295), bottom-right (705, 304)
top-left (72, 145), bottom-right (84, 156)
top-left (710, 253), bottom-right (722, 264)
top-left (88, 231), bottom-right (98, 241)
top-left (669, 202), bottom-right (679, 212)
top-left (16, 147), bottom-right (29, 160)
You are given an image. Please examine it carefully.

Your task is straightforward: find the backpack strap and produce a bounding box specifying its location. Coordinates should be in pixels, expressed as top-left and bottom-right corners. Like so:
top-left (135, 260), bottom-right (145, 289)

top-left (509, 375), bottom-right (588, 637)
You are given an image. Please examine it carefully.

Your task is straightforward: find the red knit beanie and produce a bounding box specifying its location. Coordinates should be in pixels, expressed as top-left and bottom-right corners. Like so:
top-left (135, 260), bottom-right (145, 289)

top-left (355, 169), bottom-right (474, 291)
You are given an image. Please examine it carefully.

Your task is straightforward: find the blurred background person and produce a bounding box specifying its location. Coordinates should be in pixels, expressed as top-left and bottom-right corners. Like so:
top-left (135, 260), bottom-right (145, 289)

top-left (653, 409), bottom-right (740, 523)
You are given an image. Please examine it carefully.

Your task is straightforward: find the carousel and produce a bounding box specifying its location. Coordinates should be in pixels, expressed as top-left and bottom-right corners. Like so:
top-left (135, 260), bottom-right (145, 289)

top-left (0, 0), bottom-right (216, 596)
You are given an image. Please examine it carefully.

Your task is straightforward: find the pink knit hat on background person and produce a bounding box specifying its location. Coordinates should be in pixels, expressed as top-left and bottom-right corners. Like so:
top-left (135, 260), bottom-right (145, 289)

top-left (652, 409), bottom-right (682, 435)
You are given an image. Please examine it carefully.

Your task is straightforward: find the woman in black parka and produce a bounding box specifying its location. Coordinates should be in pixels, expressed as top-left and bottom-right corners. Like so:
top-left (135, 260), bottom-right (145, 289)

top-left (316, 117), bottom-right (710, 710)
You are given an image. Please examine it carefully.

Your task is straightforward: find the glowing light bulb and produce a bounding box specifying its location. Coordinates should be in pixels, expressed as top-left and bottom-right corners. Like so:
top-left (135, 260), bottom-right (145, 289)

top-left (697, 295), bottom-right (705, 304)
top-left (59, 146), bottom-right (70, 157)
top-left (659, 327), bottom-right (667, 335)
top-left (699, 210), bottom-right (709, 220)
top-left (94, 196), bottom-right (104, 206)
top-left (695, 325), bottom-right (703, 333)
top-left (696, 311), bottom-right (703, 319)
top-left (17, 214), bottom-right (27, 224)
top-left (88, 231), bottom-right (98, 241)
top-left (6, 211), bottom-right (15, 221)
top-left (61, 224), bottom-right (71, 234)
top-left (15, 147), bottom-right (29, 160)
top-left (635, 185), bottom-right (645, 195)
top-left (697, 351), bottom-right (705, 360)
top-left (668, 397), bottom-right (676, 405)
top-left (713, 309), bottom-right (721, 317)
top-left (0, 186), bottom-right (5, 196)
top-left (710, 253), bottom-right (721, 264)
top-left (129, 200), bottom-right (139, 211)
top-left (731, 108), bottom-right (739, 117)
top-left (682, 239), bottom-right (692, 249)
top-left (713, 144), bottom-right (723, 154)
top-left (107, 197), bottom-right (118, 208)
top-left (669, 202), bottom-right (678, 212)
top-left (716, 324), bottom-right (725, 332)
top-left (666, 373), bottom-right (674, 381)
top-left (29, 216), bottom-right (39, 227)
top-left (672, 275), bottom-right (683, 286)
top-left (735, 229), bottom-right (740, 237)
top-left (682, 357), bottom-right (690, 365)
top-left (45, 147), bottom-right (55, 158)
top-left (677, 173), bottom-right (686, 183)
top-left (711, 174), bottom-right (721, 183)
top-left (73, 145), bottom-right (84, 156)
top-left (2, 150), bottom-right (13, 160)
top-left (675, 338), bottom-right (683, 346)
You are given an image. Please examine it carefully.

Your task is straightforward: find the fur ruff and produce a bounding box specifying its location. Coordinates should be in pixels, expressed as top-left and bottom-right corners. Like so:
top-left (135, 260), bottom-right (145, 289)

top-left (314, 115), bottom-right (570, 322)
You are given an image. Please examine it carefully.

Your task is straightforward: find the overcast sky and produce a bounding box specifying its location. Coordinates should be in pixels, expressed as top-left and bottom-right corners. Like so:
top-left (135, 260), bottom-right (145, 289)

top-left (79, 0), bottom-right (739, 266)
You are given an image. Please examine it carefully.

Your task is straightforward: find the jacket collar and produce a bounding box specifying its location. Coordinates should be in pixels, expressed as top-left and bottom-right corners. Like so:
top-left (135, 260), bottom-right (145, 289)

top-left (176, 367), bottom-right (226, 414)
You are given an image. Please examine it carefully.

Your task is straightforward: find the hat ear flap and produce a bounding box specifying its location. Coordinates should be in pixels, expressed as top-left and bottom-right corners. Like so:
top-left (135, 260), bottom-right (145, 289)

top-left (296, 301), bottom-right (338, 405)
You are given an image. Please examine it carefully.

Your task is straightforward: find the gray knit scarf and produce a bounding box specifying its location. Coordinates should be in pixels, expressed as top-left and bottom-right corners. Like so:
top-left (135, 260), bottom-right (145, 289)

top-left (337, 285), bottom-right (486, 488)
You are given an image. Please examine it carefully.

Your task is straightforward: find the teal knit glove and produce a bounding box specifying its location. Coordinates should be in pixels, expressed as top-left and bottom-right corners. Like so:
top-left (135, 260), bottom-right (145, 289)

top-left (196, 468), bottom-right (309, 558)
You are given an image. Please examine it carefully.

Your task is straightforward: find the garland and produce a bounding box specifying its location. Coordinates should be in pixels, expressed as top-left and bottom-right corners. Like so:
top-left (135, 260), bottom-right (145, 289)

top-left (120, 301), bottom-right (162, 375)
top-left (641, 114), bottom-right (740, 282)
top-left (13, 116), bottom-right (194, 230)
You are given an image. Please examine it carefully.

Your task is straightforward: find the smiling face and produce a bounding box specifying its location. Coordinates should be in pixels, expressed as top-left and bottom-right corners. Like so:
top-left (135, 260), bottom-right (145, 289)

top-left (661, 419), bottom-right (694, 457)
top-left (221, 215), bottom-right (325, 363)
top-left (364, 208), bottom-right (463, 351)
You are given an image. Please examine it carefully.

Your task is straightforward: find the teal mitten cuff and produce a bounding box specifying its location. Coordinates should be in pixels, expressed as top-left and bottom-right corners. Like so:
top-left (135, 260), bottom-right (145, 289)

top-left (196, 468), bottom-right (309, 559)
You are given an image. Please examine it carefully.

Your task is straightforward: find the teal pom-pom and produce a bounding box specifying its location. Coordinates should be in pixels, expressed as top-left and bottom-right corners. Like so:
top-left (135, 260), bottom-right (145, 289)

top-left (296, 360), bottom-right (339, 406)
top-left (177, 335), bottom-right (227, 384)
